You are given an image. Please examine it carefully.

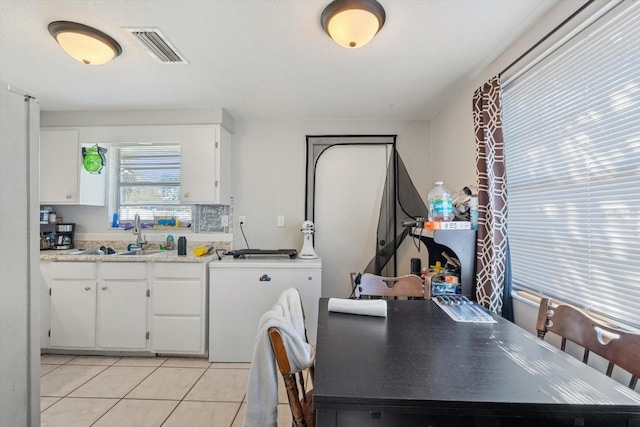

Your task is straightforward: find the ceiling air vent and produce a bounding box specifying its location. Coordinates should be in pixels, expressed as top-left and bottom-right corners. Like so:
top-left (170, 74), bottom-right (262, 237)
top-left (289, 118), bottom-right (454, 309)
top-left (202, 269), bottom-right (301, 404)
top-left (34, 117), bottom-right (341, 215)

top-left (125, 28), bottom-right (188, 64)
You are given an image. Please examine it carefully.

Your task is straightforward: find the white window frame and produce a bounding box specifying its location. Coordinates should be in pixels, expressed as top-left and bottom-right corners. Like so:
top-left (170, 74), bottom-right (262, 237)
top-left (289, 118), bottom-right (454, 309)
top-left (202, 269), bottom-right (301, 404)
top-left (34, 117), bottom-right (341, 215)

top-left (110, 143), bottom-right (193, 226)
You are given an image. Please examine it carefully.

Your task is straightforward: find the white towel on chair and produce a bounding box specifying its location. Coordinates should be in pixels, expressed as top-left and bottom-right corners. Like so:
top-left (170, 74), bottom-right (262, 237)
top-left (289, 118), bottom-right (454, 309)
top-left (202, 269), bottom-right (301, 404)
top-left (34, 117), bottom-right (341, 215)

top-left (243, 288), bottom-right (314, 427)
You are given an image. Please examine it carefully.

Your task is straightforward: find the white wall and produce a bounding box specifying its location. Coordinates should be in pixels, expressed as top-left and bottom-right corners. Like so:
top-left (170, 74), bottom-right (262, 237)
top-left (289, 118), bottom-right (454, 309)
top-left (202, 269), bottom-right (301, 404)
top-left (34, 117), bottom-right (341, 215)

top-left (231, 119), bottom-right (432, 277)
top-left (231, 119), bottom-right (433, 249)
top-left (430, 0), bottom-right (586, 191)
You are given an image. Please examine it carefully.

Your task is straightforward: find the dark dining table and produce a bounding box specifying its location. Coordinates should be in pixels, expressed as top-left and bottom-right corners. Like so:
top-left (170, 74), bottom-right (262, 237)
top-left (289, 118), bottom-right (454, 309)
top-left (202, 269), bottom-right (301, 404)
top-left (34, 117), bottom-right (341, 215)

top-left (313, 298), bottom-right (640, 426)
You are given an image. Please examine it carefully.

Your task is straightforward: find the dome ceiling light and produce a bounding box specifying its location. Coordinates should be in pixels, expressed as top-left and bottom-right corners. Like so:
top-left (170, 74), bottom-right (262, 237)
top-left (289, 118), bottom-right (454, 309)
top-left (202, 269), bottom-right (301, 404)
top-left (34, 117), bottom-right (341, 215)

top-left (320, 0), bottom-right (386, 49)
top-left (48, 21), bottom-right (122, 65)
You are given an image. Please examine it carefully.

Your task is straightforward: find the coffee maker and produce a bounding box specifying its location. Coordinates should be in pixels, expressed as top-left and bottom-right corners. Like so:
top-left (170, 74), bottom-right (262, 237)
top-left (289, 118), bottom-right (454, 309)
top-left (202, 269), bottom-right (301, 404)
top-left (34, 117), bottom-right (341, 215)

top-left (54, 223), bottom-right (75, 250)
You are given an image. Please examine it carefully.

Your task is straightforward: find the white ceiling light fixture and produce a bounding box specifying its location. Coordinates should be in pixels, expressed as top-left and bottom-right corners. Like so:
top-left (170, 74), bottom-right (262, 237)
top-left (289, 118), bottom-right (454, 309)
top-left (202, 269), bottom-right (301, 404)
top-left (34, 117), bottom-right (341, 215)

top-left (321, 0), bottom-right (386, 49)
top-left (48, 21), bottom-right (122, 65)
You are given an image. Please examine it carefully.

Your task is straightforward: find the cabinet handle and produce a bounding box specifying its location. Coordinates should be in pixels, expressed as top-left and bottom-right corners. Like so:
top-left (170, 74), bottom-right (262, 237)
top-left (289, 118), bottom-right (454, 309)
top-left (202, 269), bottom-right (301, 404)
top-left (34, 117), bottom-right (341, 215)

top-left (183, 192), bottom-right (189, 198)
top-left (101, 286), bottom-right (107, 290)
top-left (259, 274), bottom-right (271, 282)
top-left (84, 286), bottom-right (91, 291)
top-left (66, 194), bottom-right (72, 199)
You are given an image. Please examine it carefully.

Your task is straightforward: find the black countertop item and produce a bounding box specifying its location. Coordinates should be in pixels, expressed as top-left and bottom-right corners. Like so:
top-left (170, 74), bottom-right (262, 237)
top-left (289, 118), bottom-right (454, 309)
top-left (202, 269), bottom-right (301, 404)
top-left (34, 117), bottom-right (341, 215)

top-left (313, 299), bottom-right (640, 426)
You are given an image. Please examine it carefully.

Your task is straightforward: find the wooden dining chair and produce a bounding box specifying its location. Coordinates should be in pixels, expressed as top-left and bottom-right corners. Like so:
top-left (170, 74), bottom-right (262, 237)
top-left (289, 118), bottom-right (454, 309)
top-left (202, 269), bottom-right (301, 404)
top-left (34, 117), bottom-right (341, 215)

top-left (268, 295), bottom-right (315, 427)
top-left (351, 272), bottom-right (425, 299)
top-left (536, 297), bottom-right (640, 389)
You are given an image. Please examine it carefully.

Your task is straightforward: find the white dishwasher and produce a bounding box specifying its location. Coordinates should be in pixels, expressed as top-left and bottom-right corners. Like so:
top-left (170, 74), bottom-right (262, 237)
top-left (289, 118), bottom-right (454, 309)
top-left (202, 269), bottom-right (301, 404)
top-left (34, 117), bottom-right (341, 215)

top-left (208, 257), bottom-right (321, 362)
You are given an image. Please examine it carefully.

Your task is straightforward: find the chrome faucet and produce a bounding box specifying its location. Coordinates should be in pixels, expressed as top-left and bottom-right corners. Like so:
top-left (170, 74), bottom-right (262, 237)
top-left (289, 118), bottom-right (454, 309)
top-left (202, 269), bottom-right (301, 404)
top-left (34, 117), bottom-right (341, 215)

top-left (132, 214), bottom-right (147, 249)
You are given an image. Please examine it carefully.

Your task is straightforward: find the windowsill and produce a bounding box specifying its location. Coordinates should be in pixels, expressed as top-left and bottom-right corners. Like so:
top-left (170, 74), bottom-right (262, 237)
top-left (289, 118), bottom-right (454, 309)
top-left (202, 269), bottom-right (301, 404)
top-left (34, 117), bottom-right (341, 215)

top-left (109, 226), bottom-right (195, 231)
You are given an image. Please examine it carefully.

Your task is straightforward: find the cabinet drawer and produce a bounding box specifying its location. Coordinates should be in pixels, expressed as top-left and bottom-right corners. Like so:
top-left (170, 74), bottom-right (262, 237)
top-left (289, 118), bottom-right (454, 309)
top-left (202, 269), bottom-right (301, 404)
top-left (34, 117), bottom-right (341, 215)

top-left (51, 262), bottom-right (97, 279)
top-left (101, 262), bottom-right (147, 280)
top-left (154, 262), bottom-right (202, 279)
top-left (152, 317), bottom-right (202, 353)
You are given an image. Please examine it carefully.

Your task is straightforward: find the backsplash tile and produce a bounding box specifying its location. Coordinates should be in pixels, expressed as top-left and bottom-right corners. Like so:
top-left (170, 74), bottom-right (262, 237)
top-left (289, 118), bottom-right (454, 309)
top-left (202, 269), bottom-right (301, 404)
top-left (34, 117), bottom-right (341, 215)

top-left (193, 205), bottom-right (231, 233)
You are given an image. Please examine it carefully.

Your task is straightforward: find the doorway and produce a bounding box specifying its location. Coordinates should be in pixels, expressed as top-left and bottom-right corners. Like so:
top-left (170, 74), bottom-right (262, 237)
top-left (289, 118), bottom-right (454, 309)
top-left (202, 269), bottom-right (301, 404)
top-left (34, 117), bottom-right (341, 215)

top-left (305, 135), bottom-right (396, 298)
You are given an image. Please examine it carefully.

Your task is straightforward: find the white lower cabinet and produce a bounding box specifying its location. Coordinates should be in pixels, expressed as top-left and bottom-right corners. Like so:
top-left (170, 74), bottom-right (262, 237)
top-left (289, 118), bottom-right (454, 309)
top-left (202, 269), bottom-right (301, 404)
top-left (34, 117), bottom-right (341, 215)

top-left (209, 258), bottom-right (322, 362)
top-left (49, 262), bottom-right (97, 348)
top-left (97, 263), bottom-right (148, 350)
top-left (48, 262), bottom-right (148, 351)
top-left (150, 263), bottom-right (208, 355)
top-left (43, 259), bottom-right (209, 355)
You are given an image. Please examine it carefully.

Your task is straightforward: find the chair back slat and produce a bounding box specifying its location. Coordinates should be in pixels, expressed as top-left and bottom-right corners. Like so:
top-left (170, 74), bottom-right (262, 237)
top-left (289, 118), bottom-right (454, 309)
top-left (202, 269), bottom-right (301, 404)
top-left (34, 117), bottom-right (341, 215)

top-left (536, 298), bottom-right (640, 390)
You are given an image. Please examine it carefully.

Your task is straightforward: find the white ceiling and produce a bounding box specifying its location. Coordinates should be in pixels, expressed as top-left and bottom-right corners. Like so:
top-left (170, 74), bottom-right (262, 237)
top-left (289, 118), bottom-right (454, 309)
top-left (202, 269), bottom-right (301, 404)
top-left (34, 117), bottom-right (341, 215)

top-left (0, 0), bottom-right (558, 121)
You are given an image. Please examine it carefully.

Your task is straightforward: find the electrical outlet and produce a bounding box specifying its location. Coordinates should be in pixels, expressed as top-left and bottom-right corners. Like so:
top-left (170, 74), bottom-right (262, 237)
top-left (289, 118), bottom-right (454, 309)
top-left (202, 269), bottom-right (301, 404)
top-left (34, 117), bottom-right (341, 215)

top-left (239, 216), bottom-right (246, 225)
top-left (221, 215), bottom-right (229, 227)
top-left (277, 215), bottom-right (285, 227)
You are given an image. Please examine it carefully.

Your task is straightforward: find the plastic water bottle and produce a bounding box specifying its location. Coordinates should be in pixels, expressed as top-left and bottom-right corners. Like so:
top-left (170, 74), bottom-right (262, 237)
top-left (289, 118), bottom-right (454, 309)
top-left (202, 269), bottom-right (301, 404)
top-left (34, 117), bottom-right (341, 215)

top-left (427, 182), bottom-right (454, 222)
top-left (470, 196), bottom-right (478, 230)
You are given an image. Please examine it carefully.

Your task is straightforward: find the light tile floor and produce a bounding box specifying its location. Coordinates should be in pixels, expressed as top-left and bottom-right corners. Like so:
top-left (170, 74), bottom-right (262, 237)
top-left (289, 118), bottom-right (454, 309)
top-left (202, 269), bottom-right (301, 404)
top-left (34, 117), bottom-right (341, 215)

top-left (40, 354), bottom-right (298, 427)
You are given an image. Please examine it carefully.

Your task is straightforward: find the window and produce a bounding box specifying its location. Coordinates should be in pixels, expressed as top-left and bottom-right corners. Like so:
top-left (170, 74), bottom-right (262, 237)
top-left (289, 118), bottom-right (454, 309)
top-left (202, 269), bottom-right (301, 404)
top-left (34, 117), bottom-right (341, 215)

top-left (502, 2), bottom-right (640, 328)
top-left (115, 144), bottom-right (192, 223)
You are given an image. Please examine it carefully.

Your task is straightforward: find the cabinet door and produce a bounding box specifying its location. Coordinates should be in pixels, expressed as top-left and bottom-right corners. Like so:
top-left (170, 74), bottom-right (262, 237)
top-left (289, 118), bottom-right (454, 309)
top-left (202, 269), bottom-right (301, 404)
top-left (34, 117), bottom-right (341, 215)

top-left (181, 126), bottom-right (219, 204)
top-left (151, 279), bottom-right (204, 353)
top-left (209, 268), bottom-right (321, 362)
top-left (97, 281), bottom-right (148, 349)
top-left (40, 130), bottom-right (79, 204)
top-left (49, 280), bottom-right (96, 348)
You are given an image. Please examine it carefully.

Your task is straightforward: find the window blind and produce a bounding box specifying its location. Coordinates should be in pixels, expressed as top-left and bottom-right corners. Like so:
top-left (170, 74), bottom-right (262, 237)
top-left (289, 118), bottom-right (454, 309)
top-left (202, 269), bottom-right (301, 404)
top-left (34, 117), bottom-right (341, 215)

top-left (117, 145), bottom-right (192, 222)
top-left (502, 2), bottom-right (640, 328)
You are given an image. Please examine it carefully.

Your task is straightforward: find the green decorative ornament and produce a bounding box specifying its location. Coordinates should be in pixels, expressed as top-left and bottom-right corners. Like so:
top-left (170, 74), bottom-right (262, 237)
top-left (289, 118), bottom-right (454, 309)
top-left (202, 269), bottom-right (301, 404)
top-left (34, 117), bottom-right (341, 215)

top-left (82, 145), bottom-right (107, 174)
top-left (83, 152), bottom-right (102, 173)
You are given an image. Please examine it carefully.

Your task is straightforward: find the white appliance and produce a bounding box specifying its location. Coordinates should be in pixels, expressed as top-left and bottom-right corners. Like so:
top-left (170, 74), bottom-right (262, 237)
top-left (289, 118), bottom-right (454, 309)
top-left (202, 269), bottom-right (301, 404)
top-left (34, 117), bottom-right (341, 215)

top-left (0, 83), bottom-right (40, 425)
top-left (298, 220), bottom-right (319, 259)
top-left (209, 257), bottom-right (322, 362)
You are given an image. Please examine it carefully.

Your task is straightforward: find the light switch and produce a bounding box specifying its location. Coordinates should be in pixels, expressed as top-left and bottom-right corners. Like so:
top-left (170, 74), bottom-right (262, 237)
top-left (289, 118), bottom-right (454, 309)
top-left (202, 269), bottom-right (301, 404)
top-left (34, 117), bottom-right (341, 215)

top-left (277, 215), bottom-right (285, 227)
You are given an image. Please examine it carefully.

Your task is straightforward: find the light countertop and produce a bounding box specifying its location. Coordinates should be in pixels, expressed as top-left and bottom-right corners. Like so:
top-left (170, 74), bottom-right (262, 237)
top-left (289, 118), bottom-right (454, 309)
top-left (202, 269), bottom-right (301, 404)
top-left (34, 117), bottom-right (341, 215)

top-left (40, 249), bottom-right (216, 263)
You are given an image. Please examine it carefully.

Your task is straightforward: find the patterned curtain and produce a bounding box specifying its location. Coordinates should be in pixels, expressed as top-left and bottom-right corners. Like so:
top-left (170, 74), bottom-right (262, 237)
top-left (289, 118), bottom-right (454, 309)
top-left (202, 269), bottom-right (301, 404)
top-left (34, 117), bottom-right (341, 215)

top-left (473, 76), bottom-right (512, 318)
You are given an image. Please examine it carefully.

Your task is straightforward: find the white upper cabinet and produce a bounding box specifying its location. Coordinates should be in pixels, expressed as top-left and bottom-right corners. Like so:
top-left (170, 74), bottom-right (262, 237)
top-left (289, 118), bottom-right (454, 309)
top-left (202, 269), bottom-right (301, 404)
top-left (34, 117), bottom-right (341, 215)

top-left (40, 129), bottom-right (106, 205)
top-left (181, 125), bottom-right (231, 205)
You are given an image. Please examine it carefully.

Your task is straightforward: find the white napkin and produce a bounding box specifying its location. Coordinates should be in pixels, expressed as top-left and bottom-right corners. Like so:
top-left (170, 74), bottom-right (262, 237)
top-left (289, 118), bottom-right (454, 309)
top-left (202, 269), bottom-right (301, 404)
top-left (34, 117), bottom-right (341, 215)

top-left (328, 298), bottom-right (387, 317)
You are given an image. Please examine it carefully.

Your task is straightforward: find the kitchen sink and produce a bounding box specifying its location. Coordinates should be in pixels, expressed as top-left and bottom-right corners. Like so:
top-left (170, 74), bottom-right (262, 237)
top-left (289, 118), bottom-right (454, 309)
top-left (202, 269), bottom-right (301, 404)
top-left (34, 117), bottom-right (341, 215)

top-left (67, 249), bottom-right (114, 256)
top-left (115, 250), bottom-right (165, 256)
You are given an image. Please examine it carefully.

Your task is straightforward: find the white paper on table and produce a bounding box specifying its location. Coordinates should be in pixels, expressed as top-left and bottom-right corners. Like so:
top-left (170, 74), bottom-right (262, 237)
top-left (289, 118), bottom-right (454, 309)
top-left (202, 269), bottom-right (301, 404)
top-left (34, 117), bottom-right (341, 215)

top-left (328, 298), bottom-right (387, 317)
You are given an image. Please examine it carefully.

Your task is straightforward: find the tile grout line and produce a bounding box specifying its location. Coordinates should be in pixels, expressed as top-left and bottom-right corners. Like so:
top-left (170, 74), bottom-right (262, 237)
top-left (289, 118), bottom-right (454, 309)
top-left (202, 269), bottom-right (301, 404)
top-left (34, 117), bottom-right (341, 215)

top-left (158, 364), bottom-right (211, 427)
top-left (229, 393), bottom-right (246, 427)
top-left (42, 366), bottom-right (110, 400)
top-left (90, 362), bottom-right (166, 426)
top-left (41, 356), bottom-right (118, 421)
top-left (42, 356), bottom-right (251, 426)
